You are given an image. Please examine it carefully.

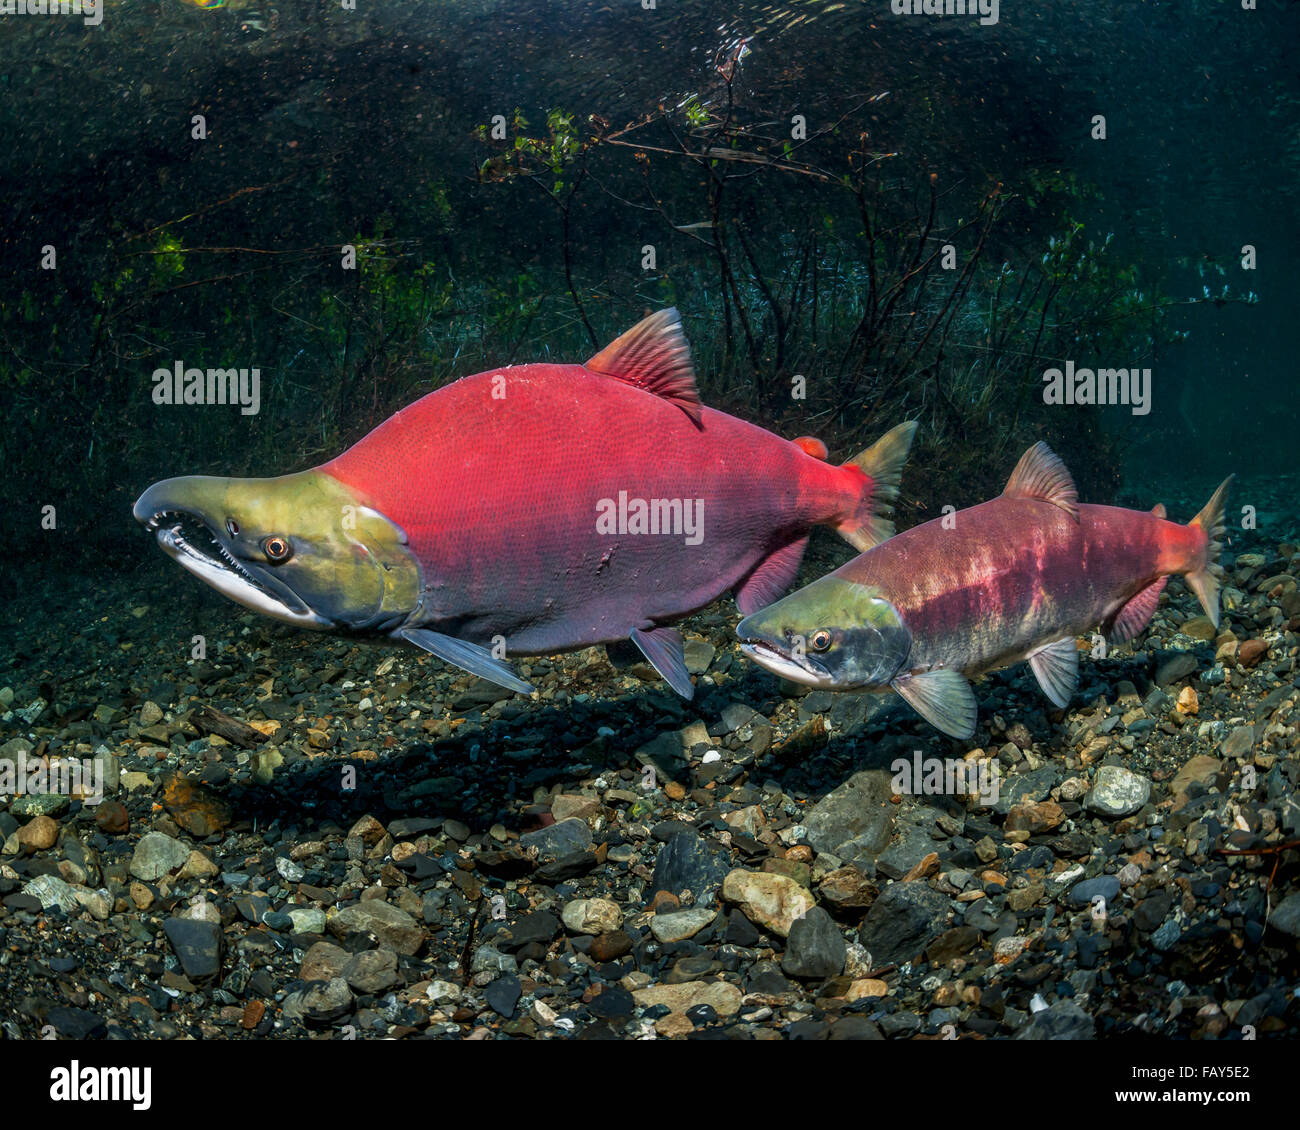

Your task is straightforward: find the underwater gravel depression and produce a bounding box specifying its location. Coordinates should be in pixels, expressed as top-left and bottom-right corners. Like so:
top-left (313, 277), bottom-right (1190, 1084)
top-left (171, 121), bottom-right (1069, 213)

top-left (2, 0), bottom-right (1298, 1052)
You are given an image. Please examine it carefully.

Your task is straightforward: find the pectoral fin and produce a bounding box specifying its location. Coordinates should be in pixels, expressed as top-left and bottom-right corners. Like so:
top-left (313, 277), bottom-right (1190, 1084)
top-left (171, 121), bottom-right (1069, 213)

top-left (891, 667), bottom-right (978, 739)
top-left (1105, 576), bottom-right (1167, 643)
top-left (735, 537), bottom-right (809, 616)
top-left (1028, 637), bottom-right (1079, 708)
top-left (398, 628), bottom-right (534, 695)
top-left (631, 626), bottom-right (694, 699)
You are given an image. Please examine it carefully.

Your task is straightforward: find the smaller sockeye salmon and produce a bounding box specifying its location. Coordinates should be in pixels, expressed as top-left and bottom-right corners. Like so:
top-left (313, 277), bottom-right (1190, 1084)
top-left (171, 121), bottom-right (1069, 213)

top-left (737, 442), bottom-right (1232, 738)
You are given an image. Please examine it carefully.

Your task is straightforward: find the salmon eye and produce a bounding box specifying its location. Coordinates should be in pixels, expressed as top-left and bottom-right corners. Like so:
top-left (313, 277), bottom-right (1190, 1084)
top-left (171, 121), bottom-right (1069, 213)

top-left (226, 518), bottom-right (240, 537)
top-left (810, 629), bottom-right (833, 651)
top-left (263, 536), bottom-right (292, 563)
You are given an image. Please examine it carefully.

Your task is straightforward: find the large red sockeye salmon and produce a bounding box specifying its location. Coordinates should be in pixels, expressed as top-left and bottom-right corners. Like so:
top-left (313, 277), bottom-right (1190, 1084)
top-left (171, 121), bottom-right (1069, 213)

top-left (737, 441), bottom-right (1232, 737)
top-left (134, 309), bottom-right (916, 699)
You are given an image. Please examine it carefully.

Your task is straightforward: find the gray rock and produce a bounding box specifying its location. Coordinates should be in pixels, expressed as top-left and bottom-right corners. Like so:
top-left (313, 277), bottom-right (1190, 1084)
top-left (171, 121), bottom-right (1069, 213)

top-left (1151, 916), bottom-right (1183, 952)
top-left (992, 766), bottom-right (1059, 815)
top-left (683, 638), bottom-right (715, 674)
top-left (130, 832), bottom-right (191, 881)
top-left (485, 974), bottom-right (523, 1018)
top-left (162, 917), bottom-right (222, 980)
top-left (803, 771), bottom-right (894, 858)
top-left (875, 823), bottom-right (938, 880)
top-left (1221, 725), bottom-right (1254, 759)
top-left (1014, 999), bottom-right (1095, 1040)
top-left (1086, 765), bottom-right (1151, 817)
top-left (285, 977), bottom-right (352, 1023)
top-left (329, 901), bottom-right (426, 956)
top-left (10, 793), bottom-right (69, 818)
top-left (471, 944), bottom-right (519, 975)
top-left (275, 856), bottom-right (306, 883)
top-left (858, 881), bottom-right (951, 965)
top-left (1068, 874), bottom-right (1121, 907)
top-left (650, 907), bottom-right (717, 943)
top-left (1271, 893), bottom-right (1300, 938)
top-left (286, 907), bottom-right (327, 935)
top-left (782, 907), bottom-right (846, 979)
top-left (1154, 652), bottom-right (1199, 686)
top-left (300, 941), bottom-right (350, 982)
top-left (22, 874), bottom-right (81, 914)
top-left (342, 948), bottom-right (398, 994)
top-left (519, 817), bottom-right (593, 862)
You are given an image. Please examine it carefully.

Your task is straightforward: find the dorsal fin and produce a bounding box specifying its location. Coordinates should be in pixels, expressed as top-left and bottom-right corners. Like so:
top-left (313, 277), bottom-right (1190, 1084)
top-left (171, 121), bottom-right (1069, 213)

top-left (1003, 441), bottom-right (1079, 520)
top-left (585, 308), bottom-right (702, 425)
top-left (1151, 503), bottom-right (1167, 519)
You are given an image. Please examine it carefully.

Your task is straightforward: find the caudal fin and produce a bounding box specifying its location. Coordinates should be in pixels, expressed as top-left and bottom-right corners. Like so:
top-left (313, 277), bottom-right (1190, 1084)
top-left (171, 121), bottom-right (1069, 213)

top-left (1185, 475), bottom-right (1233, 628)
top-left (835, 420), bottom-right (918, 550)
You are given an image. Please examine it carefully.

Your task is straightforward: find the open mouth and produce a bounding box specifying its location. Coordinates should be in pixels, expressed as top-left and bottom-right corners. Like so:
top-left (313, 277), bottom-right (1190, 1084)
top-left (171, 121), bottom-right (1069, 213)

top-left (142, 508), bottom-right (326, 628)
top-left (738, 639), bottom-right (829, 687)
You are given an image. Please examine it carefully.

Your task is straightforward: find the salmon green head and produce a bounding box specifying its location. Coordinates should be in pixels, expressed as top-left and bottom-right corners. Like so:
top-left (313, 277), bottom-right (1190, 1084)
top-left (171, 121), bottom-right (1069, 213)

top-left (133, 470), bottom-right (421, 632)
top-left (737, 575), bottom-right (912, 689)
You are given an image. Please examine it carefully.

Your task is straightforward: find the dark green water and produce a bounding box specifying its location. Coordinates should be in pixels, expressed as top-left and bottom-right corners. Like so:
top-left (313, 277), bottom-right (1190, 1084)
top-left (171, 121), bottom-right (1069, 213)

top-left (2, 0), bottom-right (1296, 572)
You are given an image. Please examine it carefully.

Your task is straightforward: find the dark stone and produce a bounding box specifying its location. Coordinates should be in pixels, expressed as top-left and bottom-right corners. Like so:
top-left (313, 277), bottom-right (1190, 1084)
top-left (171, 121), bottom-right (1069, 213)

top-left (519, 818), bottom-right (592, 862)
top-left (485, 974), bottom-right (522, 1018)
top-left (787, 1019), bottom-right (830, 1040)
top-left (1067, 875), bottom-right (1120, 907)
top-left (993, 767), bottom-right (1059, 815)
top-left (650, 831), bottom-right (733, 904)
top-left (925, 925), bottom-right (981, 964)
top-left (875, 824), bottom-right (939, 880)
top-left (393, 852), bottom-right (441, 880)
top-left (589, 985), bottom-right (635, 1020)
top-left (829, 1015), bottom-right (884, 1040)
top-left (162, 918), bottom-right (222, 981)
top-left (476, 849), bottom-right (535, 879)
top-left (879, 1011), bottom-right (921, 1037)
top-left (745, 961), bottom-right (793, 994)
top-left (388, 817), bottom-right (442, 839)
top-left (651, 820), bottom-right (697, 842)
top-left (1014, 999), bottom-right (1095, 1040)
top-left (1133, 890), bottom-right (1172, 933)
top-left (535, 850), bottom-right (598, 882)
top-left (497, 910), bottom-right (561, 953)
top-left (46, 1006), bottom-right (106, 1040)
top-left (589, 931), bottom-right (633, 962)
top-left (724, 910), bottom-right (761, 948)
top-left (1154, 651), bottom-right (1199, 686)
top-left (781, 907), bottom-right (846, 980)
top-left (858, 881), bottom-right (952, 965)
top-left (234, 894), bottom-right (272, 924)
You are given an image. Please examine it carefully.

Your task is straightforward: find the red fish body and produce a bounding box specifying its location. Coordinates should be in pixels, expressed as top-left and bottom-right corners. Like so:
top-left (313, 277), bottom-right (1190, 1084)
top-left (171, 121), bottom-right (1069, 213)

top-left (738, 443), bottom-right (1232, 737)
top-left (857, 495), bottom-right (1211, 678)
top-left (134, 309), bottom-right (915, 698)
top-left (325, 370), bottom-right (874, 654)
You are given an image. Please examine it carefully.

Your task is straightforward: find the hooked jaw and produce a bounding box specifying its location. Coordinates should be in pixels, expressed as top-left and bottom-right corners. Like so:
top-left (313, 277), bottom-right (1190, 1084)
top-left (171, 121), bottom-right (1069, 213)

top-left (133, 470), bottom-right (421, 633)
top-left (736, 576), bottom-right (912, 691)
top-left (737, 635), bottom-right (837, 688)
top-left (134, 476), bottom-right (330, 628)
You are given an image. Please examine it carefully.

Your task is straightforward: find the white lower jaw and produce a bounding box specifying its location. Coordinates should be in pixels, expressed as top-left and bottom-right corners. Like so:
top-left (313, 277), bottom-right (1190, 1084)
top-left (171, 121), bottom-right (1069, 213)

top-left (160, 533), bottom-right (328, 629)
top-left (739, 643), bottom-right (833, 688)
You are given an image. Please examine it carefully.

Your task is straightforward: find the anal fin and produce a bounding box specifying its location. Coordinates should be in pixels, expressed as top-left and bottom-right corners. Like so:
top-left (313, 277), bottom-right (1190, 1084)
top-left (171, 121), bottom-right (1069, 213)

top-left (398, 628), bottom-right (534, 695)
top-left (1028, 637), bottom-right (1079, 708)
top-left (891, 667), bottom-right (978, 739)
top-left (736, 537), bottom-right (809, 617)
top-left (1106, 577), bottom-right (1167, 643)
top-left (631, 626), bottom-right (694, 699)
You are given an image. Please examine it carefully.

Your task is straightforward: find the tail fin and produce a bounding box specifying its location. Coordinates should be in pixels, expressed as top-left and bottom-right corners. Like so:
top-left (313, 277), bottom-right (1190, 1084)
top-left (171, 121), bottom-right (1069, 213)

top-left (1185, 475), bottom-right (1233, 628)
top-left (836, 420), bottom-right (918, 551)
